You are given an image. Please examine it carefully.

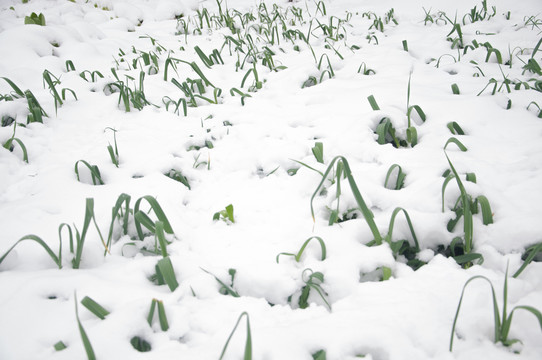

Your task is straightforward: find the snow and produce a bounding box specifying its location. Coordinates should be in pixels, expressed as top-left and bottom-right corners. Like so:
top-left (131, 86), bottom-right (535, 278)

top-left (1, 0), bottom-right (542, 359)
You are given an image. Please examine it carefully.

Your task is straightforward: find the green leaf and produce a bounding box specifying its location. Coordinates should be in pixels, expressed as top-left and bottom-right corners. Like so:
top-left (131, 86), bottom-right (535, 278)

top-left (449, 275), bottom-right (500, 351)
top-left (219, 312), bottom-right (252, 360)
top-left (54, 341), bottom-right (67, 351)
top-left (156, 257), bottom-right (179, 292)
top-left (311, 142), bottom-right (324, 164)
top-left (476, 195), bottom-right (493, 225)
top-left (74, 293), bottom-right (96, 360)
top-left (81, 296), bottom-right (110, 320)
top-left (313, 349), bottom-right (327, 360)
top-left (513, 242), bottom-right (542, 278)
top-left (130, 336), bottom-right (151, 352)
top-left (451, 83), bottom-right (460, 95)
top-left (201, 268), bottom-right (240, 297)
top-left (384, 164), bottom-right (406, 190)
top-left (0, 234), bottom-right (61, 269)
top-left (367, 95), bottom-right (380, 111)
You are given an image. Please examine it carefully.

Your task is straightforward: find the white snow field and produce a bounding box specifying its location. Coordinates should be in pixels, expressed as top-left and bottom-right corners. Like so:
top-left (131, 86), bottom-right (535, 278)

top-left (0, 0), bottom-right (541, 359)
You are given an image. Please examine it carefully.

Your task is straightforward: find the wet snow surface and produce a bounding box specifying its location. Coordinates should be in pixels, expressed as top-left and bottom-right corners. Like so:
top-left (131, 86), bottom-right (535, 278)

top-left (1, 0), bottom-right (542, 359)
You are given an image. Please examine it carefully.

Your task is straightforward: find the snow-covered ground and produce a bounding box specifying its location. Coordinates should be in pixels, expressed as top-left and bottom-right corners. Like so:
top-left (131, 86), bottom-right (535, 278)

top-left (1, 0), bottom-right (541, 359)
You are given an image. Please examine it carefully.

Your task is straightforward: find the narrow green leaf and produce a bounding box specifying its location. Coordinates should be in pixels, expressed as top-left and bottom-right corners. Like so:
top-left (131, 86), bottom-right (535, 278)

top-left (311, 142), bottom-right (324, 164)
top-left (81, 296), bottom-right (110, 320)
top-left (0, 234), bottom-right (61, 269)
top-left (219, 312), bottom-right (252, 360)
top-left (513, 242), bottom-right (542, 278)
top-left (450, 275), bottom-right (501, 351)
top-left (74, 293), bottom-right (96, 360)
top-left (156, 300), bottom-right (169, 331)
top-left (367, 95), bottom-right (380, 111)
top-left (156, 257), bottom-right (179, 292)
top-left (476, 195), bottom-right (493, 225)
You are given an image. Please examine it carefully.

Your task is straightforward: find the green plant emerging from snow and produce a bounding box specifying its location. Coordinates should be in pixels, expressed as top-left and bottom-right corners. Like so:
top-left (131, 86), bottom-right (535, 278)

top-left (450, 265), bottom-right (542, 351)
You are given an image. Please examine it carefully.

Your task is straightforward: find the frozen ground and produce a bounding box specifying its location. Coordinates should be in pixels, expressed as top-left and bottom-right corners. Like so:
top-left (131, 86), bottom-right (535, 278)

top-left (0, 0), bottom-right (541, 359)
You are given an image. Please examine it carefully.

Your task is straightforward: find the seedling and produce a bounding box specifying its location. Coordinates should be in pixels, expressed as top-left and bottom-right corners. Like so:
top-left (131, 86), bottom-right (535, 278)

top-left (213, 204), bottom-right (235, 224)
top-left (442, 138), bottom-right (493, 267)
top-left (298, 268), bottom-right (331, 311)
top-left (450, 265), bottom-right (542, 351)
